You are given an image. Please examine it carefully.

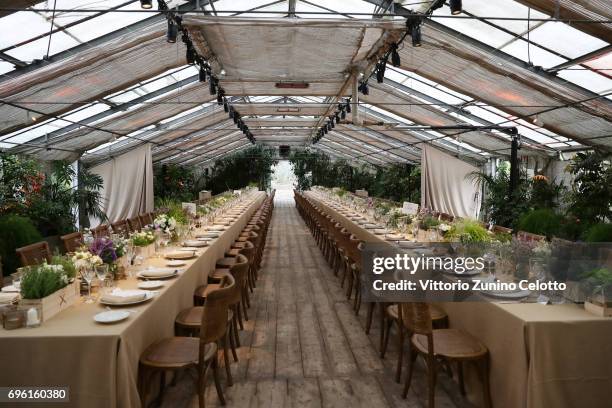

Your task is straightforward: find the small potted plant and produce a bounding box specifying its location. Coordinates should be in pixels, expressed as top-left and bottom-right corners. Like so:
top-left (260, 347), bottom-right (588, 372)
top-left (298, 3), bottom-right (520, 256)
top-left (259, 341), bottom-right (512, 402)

top-left (19, 260), bottom-right (78, 322)
top-left (130, 230), bottom-right (156, 259)
top-left (581, 268), bottom-right (612, 316)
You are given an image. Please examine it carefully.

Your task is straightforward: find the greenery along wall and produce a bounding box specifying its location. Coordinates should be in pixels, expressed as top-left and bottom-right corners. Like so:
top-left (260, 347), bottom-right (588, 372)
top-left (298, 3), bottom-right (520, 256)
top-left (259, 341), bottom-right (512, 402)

top-left (154, 146), bottom-right (276, 203)
top-left (288, 149), bottom-right (421, 203)
top-left (473, 151), bottom-right (612, 241)
top-left (0, 154), bottom-right (105, 276)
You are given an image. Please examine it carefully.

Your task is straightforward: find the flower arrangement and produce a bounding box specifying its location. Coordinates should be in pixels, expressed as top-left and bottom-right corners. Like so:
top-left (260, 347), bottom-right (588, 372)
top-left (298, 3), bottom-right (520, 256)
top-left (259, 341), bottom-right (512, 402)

top-left (72, 250), bottom-right (103, 270)
top-left (89, 237), bottom-right (125, 265)
top-left (20, 263), bottom-right (71, 299)
top-left (130, 230), bottom-right (156, 247)
top-left (438, 223), bottom-right (452, 235)
top-left (419, 215), bottom-right (440, 230)
top-left (154, 213), bottom-right (177, 234)
top-left (50, 255), bottom-right (77, 280)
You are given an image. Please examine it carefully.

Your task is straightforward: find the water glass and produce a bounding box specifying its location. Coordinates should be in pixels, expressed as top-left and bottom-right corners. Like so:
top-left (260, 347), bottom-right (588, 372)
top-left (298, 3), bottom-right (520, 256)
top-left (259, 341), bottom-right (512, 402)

top-left (82, 268), bottom-right (96, 304)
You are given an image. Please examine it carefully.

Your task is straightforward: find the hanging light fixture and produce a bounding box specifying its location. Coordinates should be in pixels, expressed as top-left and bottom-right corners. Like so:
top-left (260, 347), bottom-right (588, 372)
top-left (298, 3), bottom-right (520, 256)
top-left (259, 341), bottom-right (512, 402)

top-left (223, 99), bottom-right (229, 112)
top-left (216, 89), bottom-right (224, 105)
top-left (340, 109), bottom-right (346, 120)
top-left (449, 0), bottom-right (462, 15)
top-left (376, 59), bottom-right (387, 83)
top-left (209, 78), bottom-right (217, 95)
top-left (186, 47), bottom-right (196, 65)
top-left (390, 43), bottom-right (401, 67)
top-left (330, 117), bottom-right (335, 128)
top-left (411, 24), bottom-right (422, 47)
top-left (140, 0), bottom-right (152, 9)
top-left (198, 66), bottom-right (207, 82)
top-left (166, 20), bottom-right (178, 43)
top-left (346, 100), bottom-right (351, 113)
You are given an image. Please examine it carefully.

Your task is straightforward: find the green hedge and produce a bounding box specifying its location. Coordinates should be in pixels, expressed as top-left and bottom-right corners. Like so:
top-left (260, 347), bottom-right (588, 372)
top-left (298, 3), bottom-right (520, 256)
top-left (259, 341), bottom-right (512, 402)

top-left (0, 215), bottom-right (43, 277)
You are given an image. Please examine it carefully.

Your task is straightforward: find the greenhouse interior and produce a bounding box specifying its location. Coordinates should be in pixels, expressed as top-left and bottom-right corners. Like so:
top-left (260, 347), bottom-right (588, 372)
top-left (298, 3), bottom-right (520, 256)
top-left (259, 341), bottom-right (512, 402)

top-left (0, 1), bottom-right (611, 407)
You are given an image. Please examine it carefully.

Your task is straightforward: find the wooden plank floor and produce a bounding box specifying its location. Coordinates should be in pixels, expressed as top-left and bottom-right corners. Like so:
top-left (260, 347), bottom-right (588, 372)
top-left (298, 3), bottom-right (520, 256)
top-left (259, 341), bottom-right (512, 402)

top-left (160, 191), bottom-right (470, 408)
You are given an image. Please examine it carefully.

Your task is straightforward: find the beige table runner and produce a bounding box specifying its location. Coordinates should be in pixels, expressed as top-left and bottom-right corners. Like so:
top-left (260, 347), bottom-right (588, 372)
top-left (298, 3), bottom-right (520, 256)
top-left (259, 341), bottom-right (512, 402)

top-left (305, 191), bottom-right (612, 408)
top-left (0, 192), bottom-right (266, 408)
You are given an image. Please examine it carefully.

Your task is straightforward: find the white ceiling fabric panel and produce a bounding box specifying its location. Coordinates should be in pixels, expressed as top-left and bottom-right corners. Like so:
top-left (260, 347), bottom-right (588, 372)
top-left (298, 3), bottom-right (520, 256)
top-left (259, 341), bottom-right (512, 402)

top-left (0, 20), bottom-right (186, 135)
top-left (183, 17), bottom-right (405, 82)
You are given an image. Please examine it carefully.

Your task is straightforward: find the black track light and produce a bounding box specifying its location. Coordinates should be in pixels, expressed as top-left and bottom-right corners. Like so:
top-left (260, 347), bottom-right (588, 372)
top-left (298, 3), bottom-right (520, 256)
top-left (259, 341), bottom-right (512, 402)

top-left (330, 118), bottom-right (335, 128)
top-left (209, 78), bottom-right (217, 95)
top-left (327, 123), bottom-right (332, 132)
top-left (223, 99), bottom-right (229, 112)
top-left (228, 106), bottom-right (234, 118)
top-left (186, 47), bottom-right (195, 65)
top-left (216, 90), bottom-right (224, 105)
top-left (390, 43), bottom-right (401, 67)
top-left (358, 82), bottom-right (369, 95)
top-left (166, 20), bottom-right (178, 43)
top-left (346, 101), bottom-right (351, 113)
top-left (140, 0), bottom-right (152, 9)
top-left (198, 66), bottom-right (206, 82)
top-left (411, 24), bottom-right (422, 47)
top-left (376, 59), bottom-right (386, 83)
top-left (335, 113), bottom-right (340, 123)
top-left (233, 114), bottom-right (238, 124)
top-left (450, 0), bottom-right (462, 15)
top-left (341, 109), bottom-right (346, 120)
top-left (323, 126), bottom-right (328, 135)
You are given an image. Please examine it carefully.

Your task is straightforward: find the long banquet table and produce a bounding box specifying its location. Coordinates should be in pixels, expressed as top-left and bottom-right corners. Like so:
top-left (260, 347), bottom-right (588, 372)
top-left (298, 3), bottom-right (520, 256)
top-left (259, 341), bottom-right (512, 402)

top-left (0, 192), bottom-right (266, 408)
top-left (305, 191), bottom-right (612, 408)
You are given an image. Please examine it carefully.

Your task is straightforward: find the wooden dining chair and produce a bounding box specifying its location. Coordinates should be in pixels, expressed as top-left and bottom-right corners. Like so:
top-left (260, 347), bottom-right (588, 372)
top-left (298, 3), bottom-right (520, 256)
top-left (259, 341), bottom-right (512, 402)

top-left (16, 241), bottom-right (52, 266)
top-left (140, 275), bottom-right (235, 408)
top-left (60, 232), bottom-right (83, 253)
top-left (517, 230), bottom-right (546, 242)
top-left (491, 225), bottom-right (512, 234)
top-left (127, 216), bottom-right (142, 232)
top-left (139, 213), bottom-right (153, 227)
top-left (111, 219), bottom-right (130, 236)
top-left (381, 303), bottom-right (448, 383)
top-left (91, 224), bottom-right (110, 238)
top-left (400, 302), bottom-right (491, 408)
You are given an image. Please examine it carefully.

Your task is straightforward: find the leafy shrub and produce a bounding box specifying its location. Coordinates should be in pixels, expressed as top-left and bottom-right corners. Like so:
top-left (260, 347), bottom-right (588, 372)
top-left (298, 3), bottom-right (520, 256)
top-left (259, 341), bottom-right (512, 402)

top-left (20, 263), bottom-right (71, 299)
top-left (518, 209), bottom-right (563, 239)
top-left (447, 219), bottom-right (491, 243)
top-left (585, 224), bottom-right (612, 243)
top-left (50, 255), bottom-right (77, 280)
top-left (419, 216), bottom-right (440, 230)
top-left (0, 215), bottom-right (43, 277)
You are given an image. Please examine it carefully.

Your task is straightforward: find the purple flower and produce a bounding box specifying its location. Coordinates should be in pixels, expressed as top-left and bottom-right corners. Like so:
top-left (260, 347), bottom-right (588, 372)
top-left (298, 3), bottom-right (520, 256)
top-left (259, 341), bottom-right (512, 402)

top-left (89, 237), bottom-right (118, 264)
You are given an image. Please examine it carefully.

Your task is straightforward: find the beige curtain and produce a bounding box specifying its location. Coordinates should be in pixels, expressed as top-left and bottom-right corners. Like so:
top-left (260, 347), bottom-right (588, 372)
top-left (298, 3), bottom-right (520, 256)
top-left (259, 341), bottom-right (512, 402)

top-left (420, 144), bottom-right (481, 219)
top-left (90, 144), bottom-right (154, 226)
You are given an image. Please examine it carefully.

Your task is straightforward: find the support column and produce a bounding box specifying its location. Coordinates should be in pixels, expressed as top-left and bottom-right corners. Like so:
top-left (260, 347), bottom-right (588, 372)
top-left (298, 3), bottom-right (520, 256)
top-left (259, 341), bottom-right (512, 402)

top-left (508, 135), bottom-right (520, 201)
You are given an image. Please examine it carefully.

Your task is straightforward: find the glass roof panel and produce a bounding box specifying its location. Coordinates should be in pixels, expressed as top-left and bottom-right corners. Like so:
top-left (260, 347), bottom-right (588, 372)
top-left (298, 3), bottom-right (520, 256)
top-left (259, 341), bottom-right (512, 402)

top-left (527, 22), bottom-right (608, 59)
top-left (500, 40), bottom-right (567, 68)
top-left (0, 11), bottom-right (49, 49)
top-left (455, 0), bottom-right (549, 35)
top-left (557, 68), bottom-right (612, 94)
top-left (583, 52), bottom-right (612, 72)
top-left (5, 31), bottom-right (80, 62)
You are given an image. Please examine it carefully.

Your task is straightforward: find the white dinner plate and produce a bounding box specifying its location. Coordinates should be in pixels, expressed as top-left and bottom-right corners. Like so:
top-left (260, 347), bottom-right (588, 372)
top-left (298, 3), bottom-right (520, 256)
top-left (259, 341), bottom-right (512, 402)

top-left (183, 240), bottom-right (208, 247)
top-left (94, 310), bottom-right (130, 324)
top-left (481, 289), bottom-right (531, 299)
top-left (137, 268), bottom-right (179, 279)
top-left (198, 232), bottom-right (220, 239)
top-left (209, 225), bottom-right (227, 231)
top-left (138, 280), bottom-right (165, 290)
top-left (99, 292), bottom-right (155, 306)
top-left (166, 260), bottom-right (187, 267)
top-left (165, 251), bottom-right (196, 260)
top-left (374, 229), bottom-right (390, 235)
top-left (385, 234), bottom-right (404, 241)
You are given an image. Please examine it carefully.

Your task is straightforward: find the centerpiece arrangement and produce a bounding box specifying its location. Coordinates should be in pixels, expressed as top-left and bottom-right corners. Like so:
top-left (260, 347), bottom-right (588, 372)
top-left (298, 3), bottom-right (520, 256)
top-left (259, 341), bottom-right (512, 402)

top-left (19, 256), bottom-right (78, 322)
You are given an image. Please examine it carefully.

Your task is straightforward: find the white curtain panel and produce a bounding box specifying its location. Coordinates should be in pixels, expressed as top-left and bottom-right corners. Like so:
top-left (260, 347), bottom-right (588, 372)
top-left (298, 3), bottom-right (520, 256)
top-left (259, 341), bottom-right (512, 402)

top-left (89, 144), bottom-right (154, 227)
top-left (420, 144), bottom-right (482, 219)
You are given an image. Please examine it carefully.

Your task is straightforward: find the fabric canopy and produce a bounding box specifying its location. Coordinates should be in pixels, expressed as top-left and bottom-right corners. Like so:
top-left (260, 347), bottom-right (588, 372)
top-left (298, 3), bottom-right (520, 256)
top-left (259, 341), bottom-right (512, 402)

top-left (421, 144), bottom-right (482, 219)
top-left (90, 144), bottom-right (154, 227)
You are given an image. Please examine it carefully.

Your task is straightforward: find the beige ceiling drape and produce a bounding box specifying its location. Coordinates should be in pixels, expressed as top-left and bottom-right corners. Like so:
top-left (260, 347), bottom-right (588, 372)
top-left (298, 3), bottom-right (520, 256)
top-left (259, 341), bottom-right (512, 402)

top-left (90, 144), bottom-right (154, 227)
top-left (420, 144), bottom-right (482, 219)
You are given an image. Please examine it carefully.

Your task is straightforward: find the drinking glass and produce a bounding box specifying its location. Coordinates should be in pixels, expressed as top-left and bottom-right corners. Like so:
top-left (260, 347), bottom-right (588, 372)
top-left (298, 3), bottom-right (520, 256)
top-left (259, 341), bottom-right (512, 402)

top-left (82, 268), bottom-right (96, 303)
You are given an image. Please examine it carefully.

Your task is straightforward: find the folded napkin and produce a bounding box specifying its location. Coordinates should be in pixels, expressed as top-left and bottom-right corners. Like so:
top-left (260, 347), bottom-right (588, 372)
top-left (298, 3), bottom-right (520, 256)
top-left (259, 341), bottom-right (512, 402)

top-left (0, 292), bottom-right (19, 304)
top-left (140, 268), bottom-right (176, 277)
top-left (100, 289), bottom-right (146, 304)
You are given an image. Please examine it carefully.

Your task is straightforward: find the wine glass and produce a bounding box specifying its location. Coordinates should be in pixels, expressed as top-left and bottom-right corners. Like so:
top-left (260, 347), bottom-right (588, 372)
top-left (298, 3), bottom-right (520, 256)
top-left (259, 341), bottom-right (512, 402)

top-left (82, 267), bottom-right (96, 304)
top-left (483, 251), bottom-right (497, 279)
top-left (95, 264), bottom-right (109, 295)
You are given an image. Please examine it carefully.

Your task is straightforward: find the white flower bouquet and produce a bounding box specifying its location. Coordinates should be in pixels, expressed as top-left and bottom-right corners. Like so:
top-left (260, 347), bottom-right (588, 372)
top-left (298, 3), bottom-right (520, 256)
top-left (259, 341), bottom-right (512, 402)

top-left (153, 214), bottom-right (177, 234)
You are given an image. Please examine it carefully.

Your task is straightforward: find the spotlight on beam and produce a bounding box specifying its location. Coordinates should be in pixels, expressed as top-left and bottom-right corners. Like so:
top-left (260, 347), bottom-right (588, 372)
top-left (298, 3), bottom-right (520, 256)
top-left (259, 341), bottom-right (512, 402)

top-left (166, 20), bottom-right (178, 43)
top-left (391, 43), bottom-right (401, 67)
top-left (140, 0), bottom-right (152, 9)
top-left (450, 0), bottom-right (462, 15)
top-left (186, 47), bottom-right (196, 65)
top-left (199, 66), bottom-right (207, 82)
top-left (411, 24), bottom-right (422, 47)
